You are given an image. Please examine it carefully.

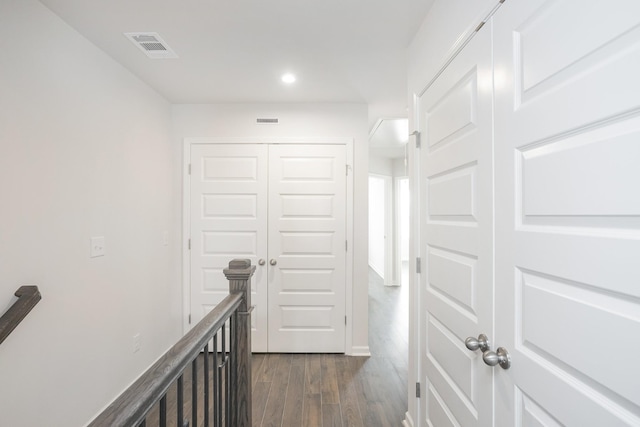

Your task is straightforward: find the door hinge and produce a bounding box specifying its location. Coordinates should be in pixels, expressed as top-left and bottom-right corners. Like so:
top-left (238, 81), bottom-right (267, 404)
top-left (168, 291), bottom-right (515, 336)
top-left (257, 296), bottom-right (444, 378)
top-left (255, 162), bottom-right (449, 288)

top-left (346, 164), bottom-right (351, 176)
top-left (345, 315), bottom-right (347, 325)
top-left (188, 164), bottom-right (191, 175)
top-left (188, 238), bottom-right (191, 250)
top-left (345, 240), bottom-right (348, 251)
top-left (416, 257), bottom-right (421, 274)
top-left (416, 382), bottom-right (421, 398)
top-left (188, 314), bottom-right (191, 324)
top-left (410, 130), bottom-right (421, 148)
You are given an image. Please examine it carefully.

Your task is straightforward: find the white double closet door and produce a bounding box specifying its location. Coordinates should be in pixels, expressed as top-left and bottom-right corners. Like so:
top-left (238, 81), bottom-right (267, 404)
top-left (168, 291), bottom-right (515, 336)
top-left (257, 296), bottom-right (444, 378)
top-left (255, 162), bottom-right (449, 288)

top-left (418, 0), bottom-right (640, 425)
top-left (189, 143), bottom-right (346, 353)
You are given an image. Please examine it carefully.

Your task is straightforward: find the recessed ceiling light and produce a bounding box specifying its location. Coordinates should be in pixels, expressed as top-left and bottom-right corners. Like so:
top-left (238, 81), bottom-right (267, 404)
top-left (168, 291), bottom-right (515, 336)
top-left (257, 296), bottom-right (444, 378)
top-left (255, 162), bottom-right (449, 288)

top-left (281, 73), bottom-right (296, 84)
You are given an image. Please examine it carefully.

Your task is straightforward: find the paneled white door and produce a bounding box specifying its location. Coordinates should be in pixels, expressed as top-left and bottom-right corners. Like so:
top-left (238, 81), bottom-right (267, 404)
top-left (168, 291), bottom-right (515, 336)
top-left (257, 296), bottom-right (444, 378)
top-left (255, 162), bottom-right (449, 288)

top-left (268, 144), bottom-right (346, 352)
top-left (494, 0), bottom-right (640, 425)
top-left (418, 26), bottom-right (494, 426)
top-left (190, 143), bottom-right (346, 353)
top-left (190, 144), bottom-right (269, 351)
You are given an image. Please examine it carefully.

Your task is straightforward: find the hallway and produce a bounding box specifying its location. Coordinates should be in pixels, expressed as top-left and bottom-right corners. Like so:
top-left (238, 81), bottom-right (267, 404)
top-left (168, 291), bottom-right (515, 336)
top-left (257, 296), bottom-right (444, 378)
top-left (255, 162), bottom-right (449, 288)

top-left (250, 268), bottom-right (408, 426)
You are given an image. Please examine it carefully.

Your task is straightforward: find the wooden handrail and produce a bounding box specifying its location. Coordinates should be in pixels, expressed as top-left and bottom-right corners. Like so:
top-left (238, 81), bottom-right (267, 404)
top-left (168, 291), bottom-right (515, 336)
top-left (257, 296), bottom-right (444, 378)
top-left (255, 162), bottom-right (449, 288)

top-left (89, 258), bottom-right (255, 427)
top-left (88, 293), bottom-right (243, 426)
top-left (0, 285), bottom-right (41, 346)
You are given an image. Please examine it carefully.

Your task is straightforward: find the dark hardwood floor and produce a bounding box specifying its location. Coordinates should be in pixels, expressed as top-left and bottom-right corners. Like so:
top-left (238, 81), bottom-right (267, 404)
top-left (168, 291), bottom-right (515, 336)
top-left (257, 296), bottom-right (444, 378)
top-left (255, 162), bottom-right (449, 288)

top-left (145, 268), bottom-right (408, 427)
top-left (251, 268), bottom-right (408, 427)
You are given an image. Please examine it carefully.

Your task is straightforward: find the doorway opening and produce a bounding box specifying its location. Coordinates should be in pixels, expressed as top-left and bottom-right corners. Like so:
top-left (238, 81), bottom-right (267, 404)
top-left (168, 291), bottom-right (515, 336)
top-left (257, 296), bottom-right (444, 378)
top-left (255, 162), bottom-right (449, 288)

top-left (368, 174), bottom-right (392, 283)
top-left (367, 117), bottom-right (410, 288)
top-left (366, 117), bottom-right (411, 415)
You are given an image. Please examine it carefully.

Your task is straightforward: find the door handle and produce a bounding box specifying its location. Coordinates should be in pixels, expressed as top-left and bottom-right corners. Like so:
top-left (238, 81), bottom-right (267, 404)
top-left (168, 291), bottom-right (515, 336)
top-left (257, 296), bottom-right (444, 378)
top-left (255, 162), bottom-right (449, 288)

top-left (270, 259), bottom-right (277, 266)
top-left (258, 259), bottom-right (266, 266)
top-left (465, 334), bottom-right (490, 352)
top-left (482, 347), bottom-right (511, 370)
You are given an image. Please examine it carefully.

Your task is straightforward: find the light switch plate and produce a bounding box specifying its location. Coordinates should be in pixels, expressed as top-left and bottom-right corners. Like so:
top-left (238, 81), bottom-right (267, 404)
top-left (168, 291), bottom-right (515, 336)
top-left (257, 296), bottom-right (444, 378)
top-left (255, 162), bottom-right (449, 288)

top-left (90, 236), bottom-right (105, 258)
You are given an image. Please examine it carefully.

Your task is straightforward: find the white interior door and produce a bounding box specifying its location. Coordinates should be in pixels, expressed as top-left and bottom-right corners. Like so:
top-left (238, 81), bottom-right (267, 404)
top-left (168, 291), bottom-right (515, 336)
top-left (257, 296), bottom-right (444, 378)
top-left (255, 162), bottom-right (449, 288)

top-left (267, 144), bottom-right (346, 352)
top-left (190, 143), bottom-right (347, 353)
top-left (494, 0), bottom-right (640, 425)
top-left (418, 25), bottom-right (494, 427)
top-left (190, 144), bottom-right (268, 352)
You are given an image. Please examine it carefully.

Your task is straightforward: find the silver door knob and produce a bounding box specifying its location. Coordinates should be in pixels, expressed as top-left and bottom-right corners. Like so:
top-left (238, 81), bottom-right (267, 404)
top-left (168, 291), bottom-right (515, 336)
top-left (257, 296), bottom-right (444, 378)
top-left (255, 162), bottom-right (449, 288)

top-left (269, 259), bottom-right (277, 266)
top-left (258, 259), bottom-right (266, 266)
top-left (482, 347), bottom-right (511, 370)
top-left (465, 334), bottom-right (490, 352)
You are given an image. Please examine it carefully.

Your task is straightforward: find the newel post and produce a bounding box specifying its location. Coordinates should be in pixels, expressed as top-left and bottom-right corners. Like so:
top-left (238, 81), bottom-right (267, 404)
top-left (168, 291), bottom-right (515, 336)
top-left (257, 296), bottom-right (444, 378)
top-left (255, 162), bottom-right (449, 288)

top-left (223, 259), bottom-right (255, 427)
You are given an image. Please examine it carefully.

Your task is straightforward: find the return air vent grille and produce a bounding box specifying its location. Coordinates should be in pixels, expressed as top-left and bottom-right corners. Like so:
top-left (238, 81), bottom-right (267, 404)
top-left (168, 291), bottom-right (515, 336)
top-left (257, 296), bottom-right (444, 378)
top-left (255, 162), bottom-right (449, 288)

top-left (256, 118), bottom-right (279, 125)
top-left (141, 42), bottom-right (166, 52)
top-left (124, 32), bottom-right (178, 59)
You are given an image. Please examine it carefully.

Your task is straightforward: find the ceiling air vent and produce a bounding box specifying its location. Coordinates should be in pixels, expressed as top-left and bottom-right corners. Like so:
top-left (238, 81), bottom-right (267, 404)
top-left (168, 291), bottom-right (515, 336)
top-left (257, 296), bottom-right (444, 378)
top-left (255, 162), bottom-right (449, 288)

top-left (124, 32), bottom-right (178, 59)
top-left (256, 118), bottom-right (279, 125)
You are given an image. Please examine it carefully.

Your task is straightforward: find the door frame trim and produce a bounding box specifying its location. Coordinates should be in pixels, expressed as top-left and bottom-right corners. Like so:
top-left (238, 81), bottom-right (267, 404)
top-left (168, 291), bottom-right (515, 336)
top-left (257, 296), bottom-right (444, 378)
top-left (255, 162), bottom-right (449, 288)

top-left (182, 137), bottom-right (356, 353)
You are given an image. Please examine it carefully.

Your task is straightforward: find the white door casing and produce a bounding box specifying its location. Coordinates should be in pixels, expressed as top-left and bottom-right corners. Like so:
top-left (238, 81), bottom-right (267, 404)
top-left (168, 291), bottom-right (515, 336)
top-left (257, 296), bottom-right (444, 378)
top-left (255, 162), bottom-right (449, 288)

top-left (268, 144), bottom-right (346, 352)
top-left (494, 0), bottom-right (640, 425)
top-left (418, 25), bottom-right (494, 427)
top-left (188, 142), bottom-right (347, 353)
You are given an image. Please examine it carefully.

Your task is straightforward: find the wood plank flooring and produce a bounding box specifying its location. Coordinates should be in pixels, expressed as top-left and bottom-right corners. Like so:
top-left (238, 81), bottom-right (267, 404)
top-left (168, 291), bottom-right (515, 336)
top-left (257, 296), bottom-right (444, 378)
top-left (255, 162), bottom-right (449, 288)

top-left (251, 268), bottom-right (408, 427)
top-left (145, 268), bottom-right (408, 427)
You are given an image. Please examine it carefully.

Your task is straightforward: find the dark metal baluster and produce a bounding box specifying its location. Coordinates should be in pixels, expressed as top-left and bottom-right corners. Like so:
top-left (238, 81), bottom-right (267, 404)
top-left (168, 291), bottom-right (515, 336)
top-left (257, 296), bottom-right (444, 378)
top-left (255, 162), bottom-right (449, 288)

top-left (192, 358), bottom-right (198, 427)
top-left (221, 324), bottom-right (227, 427)
top-left (177, 374), bottom-right (184, 427)
top-left (138, 421), bottom-right (146, 427)
top-left (204, 342), bottom-right (210, 427)
top-left (213, 332), bottom-right (219, 427)
top-left (224, 321), bottom-right (231, 427)
top-left (160, 394), bottom-right (167, 427)
top-left (229, 314), bottom-right (237, 427)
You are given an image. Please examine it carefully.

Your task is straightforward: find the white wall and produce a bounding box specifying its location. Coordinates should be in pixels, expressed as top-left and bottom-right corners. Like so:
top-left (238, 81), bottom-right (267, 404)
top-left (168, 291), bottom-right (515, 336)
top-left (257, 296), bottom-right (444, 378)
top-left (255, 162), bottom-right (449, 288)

top-left (172, 103), bottom-right (370, 354)
top-left (393, 157), bottom-right (407, 178)
top-left (0, 1), bottom-right (181, 425)
top-left (369, 155), bottom-right (394, 176)
top-left (405, 1), bottom-right (500, 424)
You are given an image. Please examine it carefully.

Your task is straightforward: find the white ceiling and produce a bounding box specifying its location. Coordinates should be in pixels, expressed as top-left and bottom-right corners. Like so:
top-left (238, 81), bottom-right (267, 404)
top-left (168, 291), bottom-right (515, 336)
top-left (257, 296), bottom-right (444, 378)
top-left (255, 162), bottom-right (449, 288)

top-left (39, 0), bottom-right (433, 129)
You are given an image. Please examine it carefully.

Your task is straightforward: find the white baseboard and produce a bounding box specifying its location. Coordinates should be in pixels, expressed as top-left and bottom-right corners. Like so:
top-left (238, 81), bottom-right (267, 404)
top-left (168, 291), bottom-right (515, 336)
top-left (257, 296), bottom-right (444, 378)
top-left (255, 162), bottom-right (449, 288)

top-left (349, 345), bottom-right (371, 357)
top-left (403, 411), bottom-right (414, 427)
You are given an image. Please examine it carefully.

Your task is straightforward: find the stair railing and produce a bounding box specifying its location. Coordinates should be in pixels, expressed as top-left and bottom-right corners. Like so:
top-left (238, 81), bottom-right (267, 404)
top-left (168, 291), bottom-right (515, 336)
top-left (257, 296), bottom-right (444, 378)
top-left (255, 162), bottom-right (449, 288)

top-left (0, 285), bottom-right (41, 346)
top-left (88, 259), bottom-right (254, 427)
